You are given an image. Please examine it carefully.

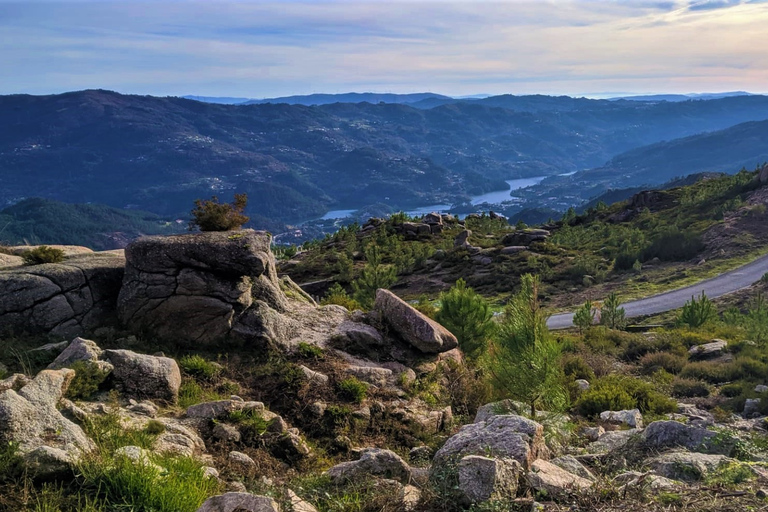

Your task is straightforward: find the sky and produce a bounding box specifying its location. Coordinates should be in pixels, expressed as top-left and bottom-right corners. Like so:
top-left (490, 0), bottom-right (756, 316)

top-left (1, 0), bottom-right (768, 98)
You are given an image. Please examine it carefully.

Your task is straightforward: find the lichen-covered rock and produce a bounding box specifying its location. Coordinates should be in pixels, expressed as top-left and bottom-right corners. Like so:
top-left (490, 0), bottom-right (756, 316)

top-left (187, 400), bottom-right (245, 419)
top-left (103, 349), bottom-right (181, 404)
top-left (457, 455), bottom-right (520, 505)
top-left (688, 339), bottom-right (727, 359)
top-left (600, 409), bottom-right (643, 429)
top-left (196, 492), bottom-right (279, 512)
top-left (551, 455), bottom-right (596, 482)
top-left (433, 414), bottom-right (544, 471)
top-left (325, 448), bottom-right (411, 484)
top-left (48, 337), bottom-right (103, 369)
top-left (373, 289), bottom-right (458, 353)
top-left (526, 459), bottom-right (592, 497)
top-left (118, 230), bottom-right (290, 345)
top-left (647, 451), bottom-right (729, 481)
top-left (642, 421), bottom-right (732, 455)
top-left (588, 429), bottom-right (640, 454)
top-left (0, 253), bottom-right (125, 337)
top-left (0, 369), bottom-right (95, 477)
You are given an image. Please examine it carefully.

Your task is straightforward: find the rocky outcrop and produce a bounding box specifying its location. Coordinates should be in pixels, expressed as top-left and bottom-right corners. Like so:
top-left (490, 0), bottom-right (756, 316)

top-left (0, 369), bottom-right (96, 477)
top-left (103, 349), bottom-right (181, 404)
top-left (373, 289), bottom-right (458, 353)
top-left (325, 448), bottom-right (411, 484)
top-left (0, 253), bottom-right (23, 269)
top-left (433, 414), bottom-right (544, 471)
top-left (647, 452), bottom-right (729, 481)
top-left (688, 339), bottom-right (727, 359)
top-left (118, 229), bottom-right (295, 346)
top-left (0, 253), bottom-right (125, 337)
top-left (501, 229), bottom-right (549, 247)
top-left (600, 409), bottom-right (643, 429)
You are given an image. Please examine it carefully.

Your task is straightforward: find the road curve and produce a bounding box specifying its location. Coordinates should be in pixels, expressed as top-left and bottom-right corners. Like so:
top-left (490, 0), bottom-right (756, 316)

top-left (547, 253), bottom-right (768, 330)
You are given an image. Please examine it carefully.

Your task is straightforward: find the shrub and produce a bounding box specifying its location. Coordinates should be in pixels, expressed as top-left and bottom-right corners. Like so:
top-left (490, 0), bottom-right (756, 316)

top-left (642, 226), bottom-right (704, 262)
top-left (22, 245), bottom-right (65, 265)
top-left (189, 193), bottom-right (249, 232)
top-left (599, 293), bottom-right (626, 330)
top-left (562, 354), bottom-right (596, 381)
top-left (178, 355), bottom-right (222, 381)
top-left (575, 374), bottom-right (677, 417)
top-left (671, 377), bottom-right (710, 398)
top-left (720, 382), bottom-right (746, 398)
top-left (178, 380), bottom-right (225, 409)
top-left (435, 278), bottom-right (496, 361)
top-left (679, 292), bottom-right (717, 328)
top-left (338, 377), bottom-right (368, 403)
top-left (351, 245), bottom-right (397, 309)
top-left (65, 361), bottom-right (111, 400)
top-left (639, 352), bottom-right (686, 375)
top-left (573, 301), bottom-right (596, 333)
top-left (320, 282), bottom-right (362, 311)
top-left (297, 342), bottom-right (324, 359)
top-left (679, 361), bottom-right (740, 384)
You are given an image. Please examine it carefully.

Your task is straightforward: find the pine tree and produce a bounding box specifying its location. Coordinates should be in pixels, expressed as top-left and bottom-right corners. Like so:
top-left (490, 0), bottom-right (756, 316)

top-left (573, 300), bottom-right (595, 333)
top-left (351, 244), bottom-right (397, 309)
top-left (435, 279), bottom-right (496, 361)
top-left (600, 292), bottom-right (626, 330)
top-left (487, 274), bottom-right (567, 417)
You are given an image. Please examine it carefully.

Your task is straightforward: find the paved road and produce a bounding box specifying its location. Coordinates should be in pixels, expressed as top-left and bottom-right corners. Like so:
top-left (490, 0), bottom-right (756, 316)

top-left (547, 253), bottom-right (768, 330)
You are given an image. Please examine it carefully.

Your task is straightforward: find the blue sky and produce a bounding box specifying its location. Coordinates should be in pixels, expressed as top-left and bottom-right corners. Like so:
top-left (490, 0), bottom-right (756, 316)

top-left (1, 0), bottom-right (767, 98)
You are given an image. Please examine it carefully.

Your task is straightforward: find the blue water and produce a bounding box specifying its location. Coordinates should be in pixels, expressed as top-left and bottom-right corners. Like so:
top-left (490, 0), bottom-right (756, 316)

top-left (319, 176), bottom-right (546, 220)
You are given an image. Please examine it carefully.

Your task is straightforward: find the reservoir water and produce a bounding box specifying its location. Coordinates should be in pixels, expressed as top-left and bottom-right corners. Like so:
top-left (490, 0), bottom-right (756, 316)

top-left (319, 176), bottom-right (546, 220)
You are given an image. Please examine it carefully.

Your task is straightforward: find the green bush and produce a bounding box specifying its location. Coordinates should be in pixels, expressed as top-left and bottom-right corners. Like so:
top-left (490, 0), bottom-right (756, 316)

top-left (228, 408), bottom-right (269, 438)
top-left (297, 342), bottom-right (324, 359)
top-left (575, 374), bottom-right (677, 417)
top-left (178, 355), bottom-right (222, 381)
top-left (189, 193), bottom-right (249, 232)
top-left (720, 382), bottom-right (746, 398)
top-left (642, 226), bottom-right (704, 262)
top-left (679, 292), bottom-right (717, 328)
top-left (338, 377), bottom-right (368, 403)
top-left (639, 352), bottom-right (687, 375)
top-left (66, 361), bottom-right (112, 400)
top-left (321, 282), bottom-right (362, 311)
top-left (22, 245), bottom-right (65, 265)
top-left (679, 361), bottom-right (740, 384)
top-left (178, 380), bottom-right (225, 409)
top-left (562, 354), bottom-right (596, 381)
top-left (671, 377), bottom-right (710, 398)
top-left (435, 278), bottom-right (496, 361)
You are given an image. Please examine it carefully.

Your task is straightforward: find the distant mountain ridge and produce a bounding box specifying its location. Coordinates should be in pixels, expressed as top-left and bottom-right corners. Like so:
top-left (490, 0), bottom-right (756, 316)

top-left (241, 92), bottom-right (451, 106)
top-left (3, 90), bottom-right (768, 228)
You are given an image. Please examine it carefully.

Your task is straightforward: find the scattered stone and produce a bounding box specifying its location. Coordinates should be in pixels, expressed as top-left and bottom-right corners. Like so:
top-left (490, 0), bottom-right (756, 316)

top-left (688, 339), bottom-right (727, 359)
top-left (744, 398), bottom-right (762, 418)
top-left (228, 451), bottom-right (257, 471)
top-left (474, 399), bottom-right (525, 423)
top-left (115, 445), bottom-right (162, 469)
top-left (433, 414), bottom-right (544, 471)
top-left (103, 349), bottom-right (181, 403)
top-left (213, 423), bottom-right (241, 443)
top-left (580, 426), bottom-right (605, 442)
top-left (642, 421), bottom-right (732, 455)
top-left (373, 289), bottom-right (458, 353)
top-left (196, 492), bottom-right (280, 512)
top-left (187, 399), bottom-right (243, 419)
top-left (526, 459), bottom-right (592, 497)
top-left (457, 455), bottom-right (520, 505)
top-left (454, 229), bottom-right (472, 248)
top-left (325, 448), bottom-right (411, 484)
top-left (575, 379), bottom-right (590, 391)
top-left (500, 246), bottom-right (527, 254)
top-left (647, 452), bottom-right (728, 481)
top-left (755, 385), bottom-right (768, 393)
top-left (309, 401), bottom-right (326, 417)
top-left (345, 366), bottom-right (392, 387)
top-left (588, 429), bottom-right (639, 454)
top-left (551, 455), bottom-right (596, 482)
top-left (285, 489), bottom-right (319, 512)
top-left (127, 400), bottom-right (159, 418)
top-left (600, 409), bottom-right (643, 429)
top-left (757, 488), bottom-right (768, 499)
top-left (272, 430), bottom-right (311, 461)
top-left (47, 337), bottom-right (103, 369)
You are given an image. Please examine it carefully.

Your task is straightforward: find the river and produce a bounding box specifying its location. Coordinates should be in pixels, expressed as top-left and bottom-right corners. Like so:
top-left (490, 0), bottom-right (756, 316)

top-left (319, 176), bottom-right (547, 220)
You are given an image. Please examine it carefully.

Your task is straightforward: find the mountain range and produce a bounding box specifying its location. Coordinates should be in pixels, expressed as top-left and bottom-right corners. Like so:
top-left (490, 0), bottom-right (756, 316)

top-left (3, 90), bottom-right (768, 230)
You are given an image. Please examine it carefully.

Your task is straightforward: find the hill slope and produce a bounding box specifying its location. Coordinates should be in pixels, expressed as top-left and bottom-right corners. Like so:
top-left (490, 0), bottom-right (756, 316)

top-left (4, 90), bottom-right (768, 227)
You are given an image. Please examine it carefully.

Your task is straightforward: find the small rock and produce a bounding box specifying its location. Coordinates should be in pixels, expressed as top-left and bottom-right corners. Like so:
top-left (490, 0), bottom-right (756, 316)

top-left (267, 416), bottom-right (289, 434)
top-left (600, 409), bottom-right (643, 429)
top-left (526, 459), bottom-right (592, 497)
top-left (195, 492), bottom-right (280, 512)
top-left (299, 365), bottom-right (329, 385)
top-left (325, 448), bottom-right (411, 484)
top-left (688, 339), bottom-right (727, 359)
top-left (580, 426), bottom-right (605, 442)
top-left (213, 423), bottom-right (242, 443)
top-left (47, 337), bottom-right (103, 369)
top-left (551, 455), bottom-right (596, 481)
top-left (757, 488), bottom-right (768, 499)
top-left (755, 385), bottom-right (768, 393)
top-left (285, 489), bottom-right (319, 512)
top-left (642, 421), bottom-right (731, 455)
top-left (187, 400), bottom-right (242, 419)
top-left (308, 401), bottom-right (326, 417)
top-left (575, 379), bottom-right (590, 391)
top-left (228, 451), bottom-right (257, 471)
top-left (103, 349), bottom-right (181, 404)
top-left (648, 452), bottom-right (728, 481)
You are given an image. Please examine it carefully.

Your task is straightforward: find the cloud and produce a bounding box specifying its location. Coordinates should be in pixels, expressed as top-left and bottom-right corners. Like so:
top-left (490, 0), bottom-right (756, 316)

top-left (0, 1), bottom-right (767, 97)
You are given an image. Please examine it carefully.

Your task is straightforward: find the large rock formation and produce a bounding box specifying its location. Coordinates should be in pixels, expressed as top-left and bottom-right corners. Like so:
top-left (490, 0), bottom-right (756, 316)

top-left (117, 230), bottom-right (296, 345)
top-left (0, 253), bottom-right (125, 337)
top-left (373, 289), bottom-right (458, 353)
top-left (0, 369), bottom-right (96, 477)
